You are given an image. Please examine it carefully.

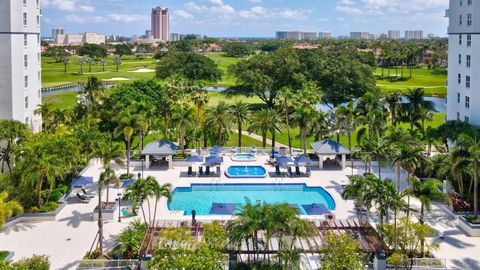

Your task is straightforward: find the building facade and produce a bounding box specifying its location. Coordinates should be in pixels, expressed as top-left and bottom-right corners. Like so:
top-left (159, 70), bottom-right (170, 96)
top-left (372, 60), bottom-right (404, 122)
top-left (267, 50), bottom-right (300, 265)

top-left (0, 0), bottom-right (42, 132)
top-left (388, 30), bottom-right (400, 40)
top-left (350, 32), bottom-right (370, 39)
top-left (54, 32), bottom-right (106, 45)
top-left (52, 28), bottom-right (64, 40)
top-left (151, 7), bottom-right (169, 41)
top-left (446, 0), bottom-right (479, 125)
top-left (405, 30), bottom-right (424, 40)
top-left (276, 31), bottom-right (318, 40)
top-left (318, 32), bottom-right (332, 39)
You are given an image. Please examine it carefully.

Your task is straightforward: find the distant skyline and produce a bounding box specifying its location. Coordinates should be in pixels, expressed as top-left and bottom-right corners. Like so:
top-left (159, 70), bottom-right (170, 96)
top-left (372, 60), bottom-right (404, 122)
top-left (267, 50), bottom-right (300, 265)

top-left (41, 0), bottom-right (449, 38)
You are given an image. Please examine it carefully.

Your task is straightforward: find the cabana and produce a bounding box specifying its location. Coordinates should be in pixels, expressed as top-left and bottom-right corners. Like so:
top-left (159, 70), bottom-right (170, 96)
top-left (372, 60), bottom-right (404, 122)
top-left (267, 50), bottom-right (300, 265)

top-left (141, 140), bottom-right (178, 169)
top-left (310, 139), bottom-right (350, 169)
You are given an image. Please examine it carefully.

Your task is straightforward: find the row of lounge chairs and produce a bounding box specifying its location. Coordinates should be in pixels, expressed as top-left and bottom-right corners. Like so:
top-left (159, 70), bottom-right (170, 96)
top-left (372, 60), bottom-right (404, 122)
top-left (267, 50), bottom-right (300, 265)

top-left (76, 188), bottom-right (96, 203)
top-left (187, 166), bottom-right (222, 177)
top-left (275, 166), bottom-right (311, 177)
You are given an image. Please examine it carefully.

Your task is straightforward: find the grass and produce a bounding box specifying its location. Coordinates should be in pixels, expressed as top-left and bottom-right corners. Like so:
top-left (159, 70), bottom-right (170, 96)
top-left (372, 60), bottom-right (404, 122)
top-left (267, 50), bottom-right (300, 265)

top-left (206, 52), bottom-right (242, 87)
top-left (41, 55), bottom-right (157, 88)
top-left (375, 67), bottom-right (447, 97)
top-left (42, 92), bottom-right (78, 110)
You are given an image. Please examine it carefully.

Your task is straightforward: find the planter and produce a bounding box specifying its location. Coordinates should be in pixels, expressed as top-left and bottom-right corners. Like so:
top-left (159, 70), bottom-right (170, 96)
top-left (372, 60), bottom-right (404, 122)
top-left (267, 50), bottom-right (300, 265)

top-left (459, 216), bottom-right (480, 237)
top-left (93, 202), bottom-right (118, 221)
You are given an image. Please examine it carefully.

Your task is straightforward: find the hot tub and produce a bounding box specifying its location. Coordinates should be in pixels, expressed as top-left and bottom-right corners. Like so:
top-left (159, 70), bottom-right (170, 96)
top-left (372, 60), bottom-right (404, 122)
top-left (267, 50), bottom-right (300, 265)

top-left (225, 166), bottom-right (267, 178)
top-left (231, 153), bottom-right (256, 162)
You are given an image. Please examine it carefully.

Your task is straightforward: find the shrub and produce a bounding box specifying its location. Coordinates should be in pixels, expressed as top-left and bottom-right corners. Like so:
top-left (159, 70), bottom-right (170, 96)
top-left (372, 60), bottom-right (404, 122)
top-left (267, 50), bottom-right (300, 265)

top-left (465, 215), bottom-right (480, 224)
top-left (30, 206), bottom-right (39, 213)
top-left (49, 190), bottom-right (64, 202)
top-left (119, 173), bottom-right (134, 180)
top-left (0, 251), bottom-right (9, 260)
top-left (12, 255), bottom-right (50, 270)
top-left (56, 184), bottom-right (69, 194)
top-left (39, 202), bottom-right (59, 213)
top-left (449, 194), bottom-right (472, 212)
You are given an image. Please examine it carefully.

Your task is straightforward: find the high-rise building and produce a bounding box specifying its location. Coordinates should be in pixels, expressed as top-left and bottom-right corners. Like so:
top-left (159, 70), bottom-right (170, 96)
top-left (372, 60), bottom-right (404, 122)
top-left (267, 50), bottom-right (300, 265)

top-left (318, 32), bottom-right (332, 39)
top-left (302, 32), bottom-right (317, 40)
top-left (151, 7), bottom-right (169, 41)
top-left (388, 30), bottom-right (400, 40)
top-left (446, 0), bottom-right (479, 125)
top-left (52, 28), bottom-right (64, 40)
top-left (350, 32), bottom-right (370, 39)
top-left (0, 0), bottom-right (42, 132)
top-left (405, 30), bottom-right (424, 40)
top-left (276, 31), bottom-right (318, 40)
top-left (170, 33), bottom-right (180, 41)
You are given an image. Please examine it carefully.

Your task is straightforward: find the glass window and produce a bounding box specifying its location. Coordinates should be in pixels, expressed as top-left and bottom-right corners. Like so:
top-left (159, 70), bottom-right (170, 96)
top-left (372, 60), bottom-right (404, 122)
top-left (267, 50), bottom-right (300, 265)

top-left (23, 0), bottom-right (26, 5)
top-left (459, 54), bottom-right (462, 64)
top-left (25, 96), bottom-right (28, 109)
top-left (36, 15), bottom-right (39, 26)
top-left (465, 116), bottom-right (470, 124)
top-left (24, 55), bottom-right (28, 68)
top-left (458, 73), bottom-right (462, 84)
top-left (467, 34), bottom-right (472, 47)
top-left (24, 75), bottom-right (28, 88)
top-left (25, 117), bottom-right (29, 124)
top-left (466, 76), bottom-right (471, 88)
top-left (459, 35), bottom-right (462, 45)
top-left (458, 93), bottom-right (461, 103)
top-left (23, 13), bottom-right (27, 26)
top-left (457, 112), bottom-right (460, 121)
top-left (467, 55), bottom-right (471, 67)
top-left (466, 96), bottom-right (470, 108)
top-left (24, 34), bottom-right (27, 47)
top-left (460, 15), bottom-right (463, 25)
top-left (467, 14), bottom-right (472, 26)
top-left (468, 0), bottom-right (472, 5)
top-left (460, 0), bottom-right (463, 6)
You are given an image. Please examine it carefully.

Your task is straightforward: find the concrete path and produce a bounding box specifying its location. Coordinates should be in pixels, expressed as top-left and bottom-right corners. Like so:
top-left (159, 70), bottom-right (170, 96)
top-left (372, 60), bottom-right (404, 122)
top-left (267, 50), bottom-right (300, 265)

top-left (245, 132), bottom-right (289, 148)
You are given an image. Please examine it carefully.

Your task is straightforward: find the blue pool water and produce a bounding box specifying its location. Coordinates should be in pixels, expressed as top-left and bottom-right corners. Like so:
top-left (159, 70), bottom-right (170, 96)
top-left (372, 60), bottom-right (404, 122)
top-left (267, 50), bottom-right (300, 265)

top-left (226, 166), bottom-right (267, 178)
top-left (232, 153), bottom-right (256, 161)
top-left (168, 184), bottom-right (336, 215)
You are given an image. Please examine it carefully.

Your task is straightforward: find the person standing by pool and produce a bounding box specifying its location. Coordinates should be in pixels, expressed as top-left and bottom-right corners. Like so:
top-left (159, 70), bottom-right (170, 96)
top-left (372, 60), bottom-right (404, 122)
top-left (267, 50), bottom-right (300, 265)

top-left (191, 209), bottom-right (197, 225)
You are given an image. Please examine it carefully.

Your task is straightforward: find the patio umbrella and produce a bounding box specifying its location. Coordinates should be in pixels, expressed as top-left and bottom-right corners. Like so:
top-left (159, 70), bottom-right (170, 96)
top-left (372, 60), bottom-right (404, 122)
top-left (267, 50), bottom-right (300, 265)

top-left (121, 179), bottom-right (134, 188)
top-left (302, 203), bottom-right (330, 215)
top-left (72, 176), bottom-right (93, 187)
top-left (294, 156), bottom-right (313, 164)
top-left (205, 156), bottom-right (224, 165)
top-left (187, 155), bottom-right (204, 163)
top-left (276, 156), bottom-right (294, 165)
top-left (210, 146), bottom-right (225, 155)
top-left (209, 203), bottom-right (236, 215)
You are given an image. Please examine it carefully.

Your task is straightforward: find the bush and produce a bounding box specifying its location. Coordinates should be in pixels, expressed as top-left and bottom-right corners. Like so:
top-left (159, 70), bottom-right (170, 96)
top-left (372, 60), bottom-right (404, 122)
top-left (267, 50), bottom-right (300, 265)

top-left (119, 173), bottom-right (134, 180)
top-left (49, 190), bottom-right (64, 202)
top-left (12, 255), bottom-right (50, 270)
top-left (0, 251), bottom-right (9, 260)
top-left (30, 206), bottom-right (39, 213)
top-left (465, 215), bottom-right (480, 224)
top-left (56, 184), bottom-right (69, 194)
top-left (39, 202), bottom-right (59, 213)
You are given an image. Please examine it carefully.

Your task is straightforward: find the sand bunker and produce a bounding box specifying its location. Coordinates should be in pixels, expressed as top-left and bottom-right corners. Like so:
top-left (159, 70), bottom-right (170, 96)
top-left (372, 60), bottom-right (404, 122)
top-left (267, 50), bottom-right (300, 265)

top-left (103, 78), bottom-right (130, 81)
top-left (128, 68), bottom-right (155, 73)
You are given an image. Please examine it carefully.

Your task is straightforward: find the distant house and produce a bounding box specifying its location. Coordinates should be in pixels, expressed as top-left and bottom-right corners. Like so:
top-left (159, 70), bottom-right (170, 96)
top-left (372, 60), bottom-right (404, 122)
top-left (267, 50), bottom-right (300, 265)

top-left (292, 43), bottom-right (319, 50)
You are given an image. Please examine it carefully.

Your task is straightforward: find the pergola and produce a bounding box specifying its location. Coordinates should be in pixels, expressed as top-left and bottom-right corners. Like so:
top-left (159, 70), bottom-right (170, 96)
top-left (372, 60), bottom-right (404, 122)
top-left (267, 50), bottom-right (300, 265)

top-left (310, 139), bottom-right (351, 169)
top-left (141, 140), bottom-right (178, 169)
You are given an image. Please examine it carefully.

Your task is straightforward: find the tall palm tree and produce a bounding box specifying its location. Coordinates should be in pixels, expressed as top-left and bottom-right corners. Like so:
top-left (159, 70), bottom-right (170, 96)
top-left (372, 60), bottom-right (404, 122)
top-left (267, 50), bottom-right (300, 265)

top-left (389, 143), bottom-right (424, 191)
top-left (86, 57), bottom-right (94, 72)
top-left (308, 110), bottom-right (329, 142)
top-left (192, 89), bottom-right (209, 147)
top-left (384, 91), bottom-right (403, 126)
top-left (229, 101), bottom-right (250, 147)
top-left (0, 120), bottom-right (31, 173)
top-left (114, 110), bottom-right (138, 175)
top-left (279, 87), bottom-right (294, 154)
top-left (62, 57), bottom-right (70, 74)
top-left (123, 180), bottom-right (148, 223)
top-left (470, 143), bottom-right (480, 216)
top-left (99, 59), bottom-right (107, 72)
top-left (403, 88), bottom-right (435, 130)
top-left (96, 141), bottom-right (125, 169)
top-left (206, 101), bottom-right (231, 146)
top-left (113, 55), bottom-right (122, 72)
top-left (131, 101), bottom-right (156, 152)
top-left (292, 107), bottom-right (316, 154)
top-left (336, 101), bottom-right (357, 151)
top-left (78, 57), bottom-right (85, 75)
top-left (248, 109), bottom-right (284, 149)
top-left (406, 177), bottom-right (449, 257)
top-left (172, 104), bottom-right (194, 156)
top-left (148, 177), bottom-right (172, 224)
top-left (83, 76), bottom-right (103, 112)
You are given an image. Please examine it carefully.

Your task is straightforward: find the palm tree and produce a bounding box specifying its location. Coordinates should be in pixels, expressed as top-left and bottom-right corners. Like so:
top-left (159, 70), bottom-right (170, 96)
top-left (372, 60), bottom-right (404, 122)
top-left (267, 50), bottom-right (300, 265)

top-left (292, 107), bottom-right (316, 154)
top-left (192, 88), bottom-right (209, 147)
top-left (95, 141), bottom-right (125, 169)
top-left (123, 180), bottom-right (148, 223)
top-left (114, 110), bottom-right (138, 175)
top-left (111, 220), bottom-right (146, 259)
top-left (0, 120), bottom-right (31, 173)
top-left (406, 177), bottom-right (449, 257)
top-left (78, 57), bottom-right (85, 75)
top-left (384, 91), bottom-right (403, 126)
top-left (0, 191), bottom-right (23, 229)
top-left (86, 57), bottom-right (94, 72)
top-left (172, 104), bottom-right (194, 156)
top-left (309, 110), bottom-right (329, 142)
top-left (113, 55), bottom-right (122, 72)
top-left (248, 109), bottom-right (284, 149)
top-left (390, 143), bottom-right (424, 190)
top-left (83, 76), bottom-right (103, 112)
top-left (62, 57), bottom-right (70, 74)
top-left (99, 59), bottom-right (107, 72)
top-left (148, 177), bottom-right (172, 223)
top-left (279, 87), bottom-right (294, 154)
top-left (229, 101), bottom-right (250, 147)
top-left (403, 88), bottom-right (435, 130)
top-left (470, 143), bottom-right (480, 216)
top-left (206, 101), bottom-right (231, 146)
top-left (336, 101), bottom-right (356, 151)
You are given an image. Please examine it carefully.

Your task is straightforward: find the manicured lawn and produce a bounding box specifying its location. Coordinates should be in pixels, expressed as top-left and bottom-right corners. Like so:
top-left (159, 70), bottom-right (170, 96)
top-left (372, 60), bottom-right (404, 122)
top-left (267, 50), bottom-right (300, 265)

top-left (206, 52), bottom-right (242, 87)
top-left (42, 92), bottom-right (78, 110)
top-left (41, 55), bottom-right (157, 88)
top-left (375, 67), bottom-right (447, 97)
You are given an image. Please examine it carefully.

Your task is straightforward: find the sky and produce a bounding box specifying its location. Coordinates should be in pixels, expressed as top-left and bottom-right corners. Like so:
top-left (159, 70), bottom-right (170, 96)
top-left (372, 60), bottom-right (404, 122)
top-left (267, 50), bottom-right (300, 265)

top-left (41, 0), bottom-right (450, 38)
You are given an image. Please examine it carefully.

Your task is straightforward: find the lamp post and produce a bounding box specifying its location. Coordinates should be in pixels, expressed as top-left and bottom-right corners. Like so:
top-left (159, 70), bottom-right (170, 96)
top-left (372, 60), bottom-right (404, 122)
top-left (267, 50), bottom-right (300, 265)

top-left (289, 138), bottom-right (293, 156)
top-left (117, 192), bottom-right (122, 223)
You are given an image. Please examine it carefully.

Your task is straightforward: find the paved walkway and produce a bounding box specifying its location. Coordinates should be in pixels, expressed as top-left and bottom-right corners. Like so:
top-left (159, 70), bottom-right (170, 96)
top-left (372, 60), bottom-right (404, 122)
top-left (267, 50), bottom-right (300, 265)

top-left (245, 132), bottom-right (289, 148)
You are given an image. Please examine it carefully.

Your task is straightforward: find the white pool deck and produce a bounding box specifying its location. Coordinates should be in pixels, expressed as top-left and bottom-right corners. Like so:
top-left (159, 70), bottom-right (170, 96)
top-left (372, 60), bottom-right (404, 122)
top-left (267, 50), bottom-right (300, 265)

top-left (0, 156), bottom-right (479, 269)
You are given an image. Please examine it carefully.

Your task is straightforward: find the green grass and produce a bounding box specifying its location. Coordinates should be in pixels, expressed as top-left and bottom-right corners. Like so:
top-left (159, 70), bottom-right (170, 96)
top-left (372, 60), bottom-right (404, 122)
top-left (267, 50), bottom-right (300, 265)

top-left (206, 52), bottom-right (242, 87)
top-left (42, 92), bottom-right (78, 110)
top-left (41, 55), bottom-right (157, 88)
top-left (375, 67), bottom-right (447, 97)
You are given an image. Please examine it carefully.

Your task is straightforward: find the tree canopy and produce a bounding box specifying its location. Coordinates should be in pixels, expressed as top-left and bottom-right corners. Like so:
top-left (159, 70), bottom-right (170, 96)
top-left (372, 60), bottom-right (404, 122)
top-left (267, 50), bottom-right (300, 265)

top-left (78, 44), bottom-right (107, 59)
top-left (156, 52), bottom-right (222, 82)
top-left (222, 42), bottom-right (253, 58)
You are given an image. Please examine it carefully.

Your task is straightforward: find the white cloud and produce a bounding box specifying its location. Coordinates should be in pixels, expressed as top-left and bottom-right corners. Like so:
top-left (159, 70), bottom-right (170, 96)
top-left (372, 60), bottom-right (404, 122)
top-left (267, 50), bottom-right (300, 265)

top-left (173, 10), bottom-right (194, 20)
top-left (106, 14), bottom-right (148, 23)
top-left (43, 0), bottom-right (95, 12)
top-left (248, 0), bottom-right (263, 3)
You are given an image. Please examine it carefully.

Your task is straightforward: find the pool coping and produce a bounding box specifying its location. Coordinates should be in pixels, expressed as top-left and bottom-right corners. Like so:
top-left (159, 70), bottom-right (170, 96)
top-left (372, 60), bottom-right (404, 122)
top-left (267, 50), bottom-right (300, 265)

top-left (167, 183), bottom-right (337, 216)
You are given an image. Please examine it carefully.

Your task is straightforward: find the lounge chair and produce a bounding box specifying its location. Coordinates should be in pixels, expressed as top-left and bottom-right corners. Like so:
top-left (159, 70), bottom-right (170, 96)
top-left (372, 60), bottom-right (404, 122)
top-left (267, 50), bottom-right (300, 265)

top-left (275, 165), bottom-right (281, 176)
top-left (287, 167), bottom-right (293, 177)
top-left (216, 166), bottom-right (221, 177)
top-left (295, 166), bottom-right (301, 176)
top-left (81, 188), bottom-right (95, 198)
top-left (121, 208), bottom-right (134, 217)
top-left (76, 193), bottom-right (90, 203)
top-left (205, 166), bottom-right (211, 176)
top-left (187, 167), bottom-right (193, 177)
top-left (198, 166), bottom-right (204, 176)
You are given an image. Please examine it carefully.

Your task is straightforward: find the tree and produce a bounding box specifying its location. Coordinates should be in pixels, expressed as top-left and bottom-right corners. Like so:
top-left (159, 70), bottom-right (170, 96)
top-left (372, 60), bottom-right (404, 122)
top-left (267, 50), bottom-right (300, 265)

top-left (248, 109), bottom-right (283, 148)
top-left (172, 104), bottom-right (195, 156)
top-left (402, 88), bottom-right (435, 131)
top-left (149, 177), bottom-right (172, 224)
top-left (85, 57), bottom-right (94, 72)
top-left (278, 87), bottom-right (294, 154)
top-left (336, 101), bottom-right (357, 151)
top-left (82, 76), bottom-right (104, 112)
top-left (292, 107), bottom-right (315, 154)
top-left (223, 42), bottom-right (253, 57)
top-left (390, 143), bottom-right (424, 190)
top-left (44, 46), bottom-right (69, 62)
top-left (99, 59), bottom-right (107, 72)
top-left (123, 180), bottom-right (148, 223)
top-left (406, 177), bottom-right (448, 257)
top-left (319, 232), bottom-right (365, 270)
top-left (113, 110), bottom-right (138, 175)
top-left (384, 91), bottom-right (403, 126)
top-left (156, 52), bottom-right (222, 82)
top-left (0, 120), bottom-right (31, 173)
top-left (111, 220), bottom-right (146, 259)
top-left (78, 44), bottom-right (107, 59)
top-left (206, 101), bottom-right (231, 146)
top-left (62, 57), bottom-right (70, 74)
top-left (78, 57), bottom-right (85, 75)
top-left (115, 44), bottom-right (132, 57)
top-left (113, 55), bottom-right (122, 72)
top-left (0, 192), bottom-right (23, 229)
top-left (229, 101), bottom-right (250, 147)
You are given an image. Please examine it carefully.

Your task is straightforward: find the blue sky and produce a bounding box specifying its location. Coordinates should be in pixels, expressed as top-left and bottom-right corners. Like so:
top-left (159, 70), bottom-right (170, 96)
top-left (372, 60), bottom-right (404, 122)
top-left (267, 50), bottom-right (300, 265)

top-left (41, 0), bottom-right (449, 38)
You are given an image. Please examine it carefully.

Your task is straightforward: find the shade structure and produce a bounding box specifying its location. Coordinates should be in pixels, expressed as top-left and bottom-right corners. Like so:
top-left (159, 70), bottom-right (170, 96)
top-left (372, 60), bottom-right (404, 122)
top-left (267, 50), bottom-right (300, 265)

top-left (276, 156), bottom-right (294, 165)
top-left (209, 203), bottom-right (236, 215)
top-left (205, 156), bottom-right (224, 165)
top-left (72, 176), bottom-right (93, 187)
top-left (294, 156), bottom-right (313, 164)
top-left (210, 146), bottom-right (225, 155)
top-left (121, 179), bottom-right (134, 188)
top-left (302, 203), bottom-right (330, 215)
top-left (187, 155), bottom-right (205, 163)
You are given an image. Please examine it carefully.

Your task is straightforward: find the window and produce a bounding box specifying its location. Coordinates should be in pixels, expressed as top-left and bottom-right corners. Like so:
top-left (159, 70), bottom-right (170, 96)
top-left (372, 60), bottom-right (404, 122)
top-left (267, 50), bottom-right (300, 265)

top-left (460, 15), bottom-right (463, 25)
top-left (24, 55), bottom-right (28, 68)
top-left (38, 71), bottom-right (40, 81)
top-left (37, 53), bottom-right (40, 62)
top-left (458, 93), bottom-right (461, 103)
top-left (24, 76), bottom-right (28, 88)
top-left (36, 0), bottom-right (39, 8)
top-left (25, 117), bottom-right (29, 124)
top-left (36, 15), bottom-right (39, 27)
top-left (465, 116), bottom-right (470, 124)
top-left (458, 73), bottom-right (462, 84)
top-left (24, 97), bottom-right (28, 109)
top-left (466, 96), bottom-right (470, 108)
top-left (460, 0), bottom-right (463, 6)
top-left (24, 34), bottom-right (27, 47)
top-left (466, 76), bottom-right (471, 88)
top-left (23, 13), bottom-right (27, 26)
top-left (459, 35), bottom-right (463, 45)
top-left (468, 0), bottom-right (472, 5)
top-left (37, 34), bottom-right (40, 45)
top-left (459, 54), bottom-right (462, 64)
top-left (467, 55), bottom-right (471, 67)
top-left (467, 34), bottom-right (472, 46)
top-left (457, 112), bottom-right (460, 121)
top-left (38, 89), bottom-right (40, 98)
top-left (467, 14), bottom-right (472, 26)
top-left (23, 0), bottom-right (26, 5)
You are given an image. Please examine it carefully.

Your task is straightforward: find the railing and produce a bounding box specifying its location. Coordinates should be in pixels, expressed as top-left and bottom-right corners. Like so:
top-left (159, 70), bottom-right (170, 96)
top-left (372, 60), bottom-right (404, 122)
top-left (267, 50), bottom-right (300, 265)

top-left (387, 258), bottom-right (447, 269)
top-left (77, 260), bottom-right (140, 269)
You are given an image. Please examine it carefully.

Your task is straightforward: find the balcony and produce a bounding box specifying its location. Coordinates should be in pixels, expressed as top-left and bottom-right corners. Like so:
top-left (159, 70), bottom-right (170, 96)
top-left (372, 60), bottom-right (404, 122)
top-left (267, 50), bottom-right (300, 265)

top-left (445, 9), bottom-right (449, 18)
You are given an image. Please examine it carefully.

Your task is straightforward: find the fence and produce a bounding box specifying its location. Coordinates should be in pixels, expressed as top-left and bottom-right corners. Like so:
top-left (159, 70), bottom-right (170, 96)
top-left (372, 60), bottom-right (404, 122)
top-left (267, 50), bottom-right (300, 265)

top-left (386, 258), bottom-right (447, 270)
top-left (77, 260), bottom-right (140, 269)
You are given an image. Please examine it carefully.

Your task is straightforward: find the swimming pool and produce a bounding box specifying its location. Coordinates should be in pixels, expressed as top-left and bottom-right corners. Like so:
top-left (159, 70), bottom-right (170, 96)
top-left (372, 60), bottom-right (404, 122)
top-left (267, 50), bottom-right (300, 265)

top-left (167, 184), bottom-right (336, 215)
top-left (231, 153), bottom-right (256, 162)
top-left (225, 166), bottom-right (267, 178)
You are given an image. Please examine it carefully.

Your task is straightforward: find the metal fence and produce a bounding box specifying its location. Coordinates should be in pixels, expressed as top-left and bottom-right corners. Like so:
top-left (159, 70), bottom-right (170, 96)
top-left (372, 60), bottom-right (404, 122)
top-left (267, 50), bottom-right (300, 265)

top-left (386, 258), bottom-right (447, 270)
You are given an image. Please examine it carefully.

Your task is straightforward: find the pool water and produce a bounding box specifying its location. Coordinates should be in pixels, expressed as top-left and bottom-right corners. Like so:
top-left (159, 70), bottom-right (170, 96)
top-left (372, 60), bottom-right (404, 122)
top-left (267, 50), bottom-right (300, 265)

top-left (231, 153), bottom-right (256, 161)
top-left (168, 184), bottom-right (336, 215)
top-left (226, 166), bottom-right (267, 178)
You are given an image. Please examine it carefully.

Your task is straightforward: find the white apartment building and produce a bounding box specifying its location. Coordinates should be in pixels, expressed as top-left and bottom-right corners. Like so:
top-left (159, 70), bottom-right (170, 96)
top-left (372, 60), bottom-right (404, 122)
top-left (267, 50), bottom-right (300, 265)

top-left (388, 30), bottom-right (400, 40)
top-left (318, 32), bottom-right (332, 39)
top-left (350, 32), bottom-right (370, 39)
top-left (54, 32), bottom-right (106, 46)
top-left (446, 0), bottom-right (479, 125)
top-left (0, 0), bottom-right (42, 132)
top-left (405, 30), bottom-right (424, 40)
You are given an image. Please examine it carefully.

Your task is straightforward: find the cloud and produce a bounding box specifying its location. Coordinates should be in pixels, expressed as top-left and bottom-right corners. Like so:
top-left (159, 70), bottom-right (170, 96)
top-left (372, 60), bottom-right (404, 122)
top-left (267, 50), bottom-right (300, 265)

top-left (248, 0), bottom-right (263, 3)
top-left (64, 13), bottom-right (147, 24)
top-left (173, 10), bottom-right (194, 20)
top-left (42, 0), bottom-right (95, 12)
top-left (106, 14), bottom-right (148, 23)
